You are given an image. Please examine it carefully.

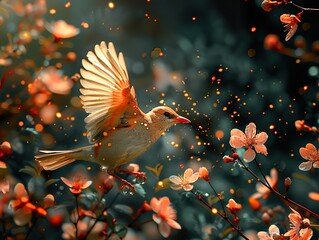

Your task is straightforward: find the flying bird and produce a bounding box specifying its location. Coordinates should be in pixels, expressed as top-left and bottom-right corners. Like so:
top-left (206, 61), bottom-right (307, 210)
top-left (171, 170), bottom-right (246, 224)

top-left (36, 42), bottom-right (190, 190)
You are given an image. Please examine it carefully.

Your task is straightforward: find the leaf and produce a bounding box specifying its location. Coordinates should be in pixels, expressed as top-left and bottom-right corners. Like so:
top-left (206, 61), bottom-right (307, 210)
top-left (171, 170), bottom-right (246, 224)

top-left (154, 178), bottom-right (171, 192)
top-left (44, 179), bottom-right (60, 187)
top-left (19, 165), bottom-right (37, 176)
top-left (146, 163), bottom-right (163, 177)
top-left (0, 7), bottom-right (9, 18)
top-left (114, 224), bottom-right (128, 238)
top-left (134, 184), bottom-right (146, 198)
top-left (113, 204), bottom-right (133, 215)
top-left (208, 191), bottom-right (224, 205)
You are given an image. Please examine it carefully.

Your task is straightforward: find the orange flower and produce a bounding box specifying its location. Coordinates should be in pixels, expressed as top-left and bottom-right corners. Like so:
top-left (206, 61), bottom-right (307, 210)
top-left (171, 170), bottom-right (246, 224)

top-left (251, 168), bottom-right (278, 199)
top-left (150, 196), bottom-right (181, 238)
top-left (258, 224), bottom-right (282, 240)
top-left (169, 168), bottom-right (199, 191)
top-left (280, 13), bottom-right (302, 41)
top-left (45, 20), bottom-right (79, 39)
top-left (199, 167), bottom-right (210, 182)
top-left (10, 183), bottom-right (33, 226)
top-left (226, 198), bottom-right (242, 215)
top-left (61, 176), bottom-right (92, 195)
top-left (229, 122), bottom-right (268, 162)
top-left (284, 208), bottom-right (313, 240)
top-left (299, 143), bottom-right (319, 171)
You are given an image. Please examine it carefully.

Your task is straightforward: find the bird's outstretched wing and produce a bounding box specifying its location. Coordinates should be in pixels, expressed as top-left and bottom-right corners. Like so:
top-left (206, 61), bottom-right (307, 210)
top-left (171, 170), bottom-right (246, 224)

top-left (80, 42), bottom-right (141, 143)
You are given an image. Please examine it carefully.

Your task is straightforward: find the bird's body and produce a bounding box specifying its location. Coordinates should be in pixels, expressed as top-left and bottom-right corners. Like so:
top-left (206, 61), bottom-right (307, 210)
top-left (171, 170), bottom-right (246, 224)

top-left (36, 42), bottom-right (190, 172)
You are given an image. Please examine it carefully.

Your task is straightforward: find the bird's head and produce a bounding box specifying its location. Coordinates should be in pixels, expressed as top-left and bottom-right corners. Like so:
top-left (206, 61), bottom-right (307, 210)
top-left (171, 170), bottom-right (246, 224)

top-left (148, 106), bottom-right (191, 129)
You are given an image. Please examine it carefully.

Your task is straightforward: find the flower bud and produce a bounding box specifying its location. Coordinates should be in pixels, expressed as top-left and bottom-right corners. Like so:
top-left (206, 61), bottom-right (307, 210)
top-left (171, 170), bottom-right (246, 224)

top-left (223, 155), bottom-right (234, 163)
top-left (199, 167), bottom-right (210, 182)
top-left (284, 177), bottom-right (292, 193)
top-left (262, 212), bottom-right (271, 225)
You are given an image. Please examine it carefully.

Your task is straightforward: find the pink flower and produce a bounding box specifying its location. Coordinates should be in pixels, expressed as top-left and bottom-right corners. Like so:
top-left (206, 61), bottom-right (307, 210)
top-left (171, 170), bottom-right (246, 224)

top-left (280, 13), bottom-right (302, 41)
top-left (36, 66), bottom-right (74, 95)
top-left (10, 183), bottom-right (33, 226)
top-left (61, 176), bottom-right (92, 195)
top-left (226, 199), bottom-right (242, 215)
top-left (257, 224), bottom-right (282, 240)
top-left (251, 168), bottom-right (278, 199)
top-left (229, 122), bottom-right (268, 162)
top-left (169, 168), bottom-right (199, 191)
top-left (284, 208), bottom-right (313, 240)
top-left (150, 196), bottom-right (181, 238)
top-left (0, 141), bottom-right (13, 168)
top-left (298, 143), bottom-right (319, 171)
top-left (45, 20), bottom-right (79, 39)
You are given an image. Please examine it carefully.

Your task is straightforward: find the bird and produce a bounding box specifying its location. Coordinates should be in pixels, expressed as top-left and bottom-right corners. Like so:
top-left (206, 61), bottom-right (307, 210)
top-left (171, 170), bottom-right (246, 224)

top-left (35, 41), bottom-right (190, 190)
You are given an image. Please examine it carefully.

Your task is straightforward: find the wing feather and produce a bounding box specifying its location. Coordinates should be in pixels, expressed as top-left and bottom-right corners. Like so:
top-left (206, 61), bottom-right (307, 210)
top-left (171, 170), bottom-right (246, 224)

top-left (80, 41), bottom-right (142, 142)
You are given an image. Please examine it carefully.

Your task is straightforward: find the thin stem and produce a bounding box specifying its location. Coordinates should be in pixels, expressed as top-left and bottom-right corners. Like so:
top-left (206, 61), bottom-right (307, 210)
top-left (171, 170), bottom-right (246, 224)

top-left (83, 192), bottom-right (121, 240)
top-left (236, 155), bottom-right (319, 219)
top-left (208, 182), bottom-right (227, 215)
top-left (75, 195), bottom-right (80, 238)
top-left (289, 1), bottom-right (319, 11)
top-left (194, 192), bottom-right (249, 240)
top-left (130, 219), bottom-right (153, 228)
top-left (25, 216), bottom-right (38, 240)
top-left (254, 159), bottom-right (271, 188)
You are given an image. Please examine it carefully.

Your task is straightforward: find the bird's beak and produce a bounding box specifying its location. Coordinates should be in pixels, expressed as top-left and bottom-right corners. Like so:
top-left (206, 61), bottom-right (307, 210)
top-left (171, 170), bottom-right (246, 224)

top-left (174, 115), bottom-right (191, 124)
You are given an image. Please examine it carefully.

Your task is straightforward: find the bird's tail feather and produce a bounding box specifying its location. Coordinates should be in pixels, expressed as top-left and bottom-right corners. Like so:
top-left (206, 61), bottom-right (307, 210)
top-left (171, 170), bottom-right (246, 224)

top-left (35, 146), bottom-right (93, 171)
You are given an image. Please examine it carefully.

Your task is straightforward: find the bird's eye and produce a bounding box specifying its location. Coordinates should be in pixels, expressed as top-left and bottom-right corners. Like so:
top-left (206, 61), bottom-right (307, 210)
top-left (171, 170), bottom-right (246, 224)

top-left (163, 112), bottom-right (171, 118)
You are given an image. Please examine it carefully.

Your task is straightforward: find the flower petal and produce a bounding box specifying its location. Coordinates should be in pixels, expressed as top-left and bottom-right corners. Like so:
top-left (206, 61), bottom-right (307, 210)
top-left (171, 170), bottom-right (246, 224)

top-left (13, 207), bottom-right (33, 226)
top-left (298, 161), bottom-right (312, 171)
top-left (255, 132), bottom-right (268, 145)
top-left (150, 197), bottom-right (160, 213)
top-left (187, 172), bottom-right (199, 184)
top-left (182, 184), bottom-right (193, 191)
top-left (313, 161), bottom-right (319, 168)
top-left (183, 168), bottom-right (194, 180)
top-left (61, 177), bottom-right (74, 188)
top-left (159, 197), bottom-right (171, 214)
top-left (166, 219), bottom-right (181, 229)
top-left (243, 148), bottom-right (256, 162)
top-left (81, 180), bottom-right (92, 189)
top-left (169, 175), bottom-right (182, 185)
top-left (268, 224), bottom-right (280, 237)
top-left (299, 143), bottom-right (318, 161)
top-left (159, 221), bottom-right (171, 238)
top-left (299, 228), bottom-right (313, 240)
top-left (170, 184), bottom-right (183, 191)
top-left (257, 231), bottom-right (270, 240)
top-left (254, 144), bottom-right (268, 155)
top-left (14, 183), bottom-right (28, 198)
top-left (152, 214), bottom-right (162, 224)
top-left (245, 122), bottom-right (256, 139)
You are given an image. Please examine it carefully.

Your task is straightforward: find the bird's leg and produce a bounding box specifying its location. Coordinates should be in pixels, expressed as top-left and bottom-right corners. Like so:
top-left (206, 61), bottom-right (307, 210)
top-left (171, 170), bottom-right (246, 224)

top-left (107, 168), bottom-right (136, 194)
top-left (117, 169), bottom-right (147, 184)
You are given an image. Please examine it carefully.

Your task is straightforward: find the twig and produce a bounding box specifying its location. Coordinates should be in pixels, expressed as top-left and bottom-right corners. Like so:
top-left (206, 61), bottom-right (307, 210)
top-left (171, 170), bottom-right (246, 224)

top-left (289, 1), bottom-right (319, 11)
top-left (194, 192), bottom-right (249, 240)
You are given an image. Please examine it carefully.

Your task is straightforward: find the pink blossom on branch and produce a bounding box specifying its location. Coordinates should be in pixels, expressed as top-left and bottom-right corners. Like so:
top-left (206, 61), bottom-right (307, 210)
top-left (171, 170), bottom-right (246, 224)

top-left (280, 12), bottom-right (302, 41)
top-left (229, 122), bottom-right (268, 162)
top-left (298, 143), bottom-right (319, 171)
top-left (169, 168), bottom-right (199, 191)
top-left (284, 208), bottom-right (313, 240)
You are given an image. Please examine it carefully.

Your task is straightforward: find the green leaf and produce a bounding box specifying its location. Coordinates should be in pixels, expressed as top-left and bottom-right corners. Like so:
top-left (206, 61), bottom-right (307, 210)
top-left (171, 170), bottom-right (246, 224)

top-left (19, 165), bottom-right (37, 176)
top-left (114, 224), bottom-right (128, 238)
top-left (134, 184), bottom-right (146, 198)
top-left (113, 204), bottom-right (133, 215)
top-left (45, 179), bottom-right (60, 187)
